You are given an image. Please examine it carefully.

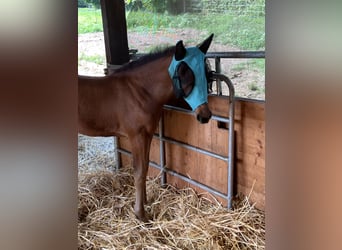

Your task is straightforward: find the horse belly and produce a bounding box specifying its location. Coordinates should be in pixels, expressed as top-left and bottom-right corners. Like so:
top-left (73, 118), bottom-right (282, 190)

top-left (78, 107), bottom-right (126, 137)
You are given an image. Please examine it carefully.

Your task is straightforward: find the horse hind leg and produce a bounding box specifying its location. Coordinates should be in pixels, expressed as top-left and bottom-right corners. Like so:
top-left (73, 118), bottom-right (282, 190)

top-left (130, 132), bottom-right (152, 222)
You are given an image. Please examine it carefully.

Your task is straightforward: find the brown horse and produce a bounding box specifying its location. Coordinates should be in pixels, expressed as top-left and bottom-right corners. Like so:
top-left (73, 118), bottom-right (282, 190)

top-left (78, 34), bottom-right (214, 221)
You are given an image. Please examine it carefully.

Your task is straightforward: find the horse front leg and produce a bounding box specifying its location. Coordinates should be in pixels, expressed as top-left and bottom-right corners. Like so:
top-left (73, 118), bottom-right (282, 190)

top-left (130, 132), bottom-right (152, 222)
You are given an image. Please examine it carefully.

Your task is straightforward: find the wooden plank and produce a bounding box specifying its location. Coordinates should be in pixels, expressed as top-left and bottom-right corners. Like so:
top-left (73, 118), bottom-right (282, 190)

top-left (120, 154), bottom-right (131, 168)
top-left (147, 166), bottom-right (161, 178)
top-left (118, 136), bottom-right (160, 164)
top-left (163, 109), bottom-right (229, 155)
top-left (150, 138), bottom-right (160, 164)
top-left (234, 100), bottom-right (265, 209)
top-left (165, 143), bottom-right (228, 193)
top-left (166, 173), bottom-right (229, 206)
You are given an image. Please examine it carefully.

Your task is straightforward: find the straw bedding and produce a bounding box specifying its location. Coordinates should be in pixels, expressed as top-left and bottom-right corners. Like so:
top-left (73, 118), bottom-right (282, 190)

top-left (78, 169), bottom-right (265, 250)
top-left (78, 135), bottom-right (265, 249)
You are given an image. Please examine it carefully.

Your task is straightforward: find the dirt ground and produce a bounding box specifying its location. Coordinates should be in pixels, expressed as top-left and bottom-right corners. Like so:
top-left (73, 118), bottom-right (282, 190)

top-left (78, 29), bottom-right (265, 100)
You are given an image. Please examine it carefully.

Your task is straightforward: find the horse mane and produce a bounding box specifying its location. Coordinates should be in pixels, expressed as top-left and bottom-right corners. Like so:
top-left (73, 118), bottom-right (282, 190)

top-left (114, 45), bottom-right (176, 73)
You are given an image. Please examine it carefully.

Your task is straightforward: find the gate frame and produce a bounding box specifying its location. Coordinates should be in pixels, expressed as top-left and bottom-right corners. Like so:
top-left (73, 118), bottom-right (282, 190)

top-left (115, 51), bottom-right (265, 209)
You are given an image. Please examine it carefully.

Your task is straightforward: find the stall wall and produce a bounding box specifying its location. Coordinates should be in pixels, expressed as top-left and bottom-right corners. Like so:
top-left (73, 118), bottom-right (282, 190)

top-left (119, 96), bottom-right (265, 210)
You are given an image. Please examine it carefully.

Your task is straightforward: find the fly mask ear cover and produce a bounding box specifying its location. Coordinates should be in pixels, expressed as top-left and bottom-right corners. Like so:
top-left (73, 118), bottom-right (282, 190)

top-left (168, 47), bottom-right (208, 110)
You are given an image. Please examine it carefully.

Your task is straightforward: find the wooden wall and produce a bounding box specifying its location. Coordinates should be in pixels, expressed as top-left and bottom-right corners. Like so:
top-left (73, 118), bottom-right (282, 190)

top-left (118, 96), bottom-right (265, 210)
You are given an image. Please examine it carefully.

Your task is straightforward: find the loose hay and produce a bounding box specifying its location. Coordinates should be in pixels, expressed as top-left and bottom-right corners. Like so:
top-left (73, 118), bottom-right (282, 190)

top-left (78, 169), bottom-right (265, 250)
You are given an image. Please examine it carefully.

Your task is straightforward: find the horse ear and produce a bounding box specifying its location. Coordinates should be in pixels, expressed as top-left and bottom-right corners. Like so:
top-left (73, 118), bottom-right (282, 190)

top-left (175, 40), bottom-right (186, 61)
top-left (197, 33), bottom-right (214, 54)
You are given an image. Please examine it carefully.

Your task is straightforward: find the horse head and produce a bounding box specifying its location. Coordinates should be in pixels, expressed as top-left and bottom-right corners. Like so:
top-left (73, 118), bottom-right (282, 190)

top-left (168, 34), bottom-right (214, 124)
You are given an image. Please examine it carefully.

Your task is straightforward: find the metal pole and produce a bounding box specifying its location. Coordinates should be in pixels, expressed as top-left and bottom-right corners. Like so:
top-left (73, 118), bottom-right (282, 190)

top-left (159, 117), bottom-right (166, 186)
top-left (155, 135), bottom-right (228, 162)
top-left (215, 57), bottom-right (222, 95)
top-left (206, 51), bottom-right (265, 58)
top-left (212, 73), bottom-right (235, 209)
top-left (114, 136), bottom-right (120, 171)
top-left (228, 92), bottom-right (235, 209)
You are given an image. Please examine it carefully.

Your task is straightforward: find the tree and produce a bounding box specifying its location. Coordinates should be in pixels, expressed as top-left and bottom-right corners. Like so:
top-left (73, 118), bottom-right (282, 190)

top-left (85, 0), bottom-right (101, 9)
top-left (78, 0), bottom-right (88, 8)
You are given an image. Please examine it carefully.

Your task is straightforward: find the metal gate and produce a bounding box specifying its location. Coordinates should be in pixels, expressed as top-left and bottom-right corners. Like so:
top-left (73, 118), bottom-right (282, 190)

top-left (115, 51), bottom-right (264, 209)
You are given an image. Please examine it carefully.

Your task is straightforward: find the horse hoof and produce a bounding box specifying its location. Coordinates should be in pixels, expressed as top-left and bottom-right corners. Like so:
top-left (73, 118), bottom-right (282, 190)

top-left (135, 212), bottom-right (152, 223)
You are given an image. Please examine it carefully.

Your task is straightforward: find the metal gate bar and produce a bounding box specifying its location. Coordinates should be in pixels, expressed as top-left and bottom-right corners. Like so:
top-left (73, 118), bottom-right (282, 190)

top-left (206, 51), bottom-right (265, 58)
top-left (116, 147), bottom-right (228, 200)
top-left (158, 72), bottom-right (235, 208)
top-left (157, 134), bottom-right (228, 161)
top-left (131, 51), bottom-right (265, 61)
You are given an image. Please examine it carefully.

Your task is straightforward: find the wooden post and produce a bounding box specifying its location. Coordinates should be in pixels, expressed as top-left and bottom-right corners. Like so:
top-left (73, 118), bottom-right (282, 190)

top-left (100, 0), bottom-right (129, 69)
top-left (100, 0), bottom-right (129, 169)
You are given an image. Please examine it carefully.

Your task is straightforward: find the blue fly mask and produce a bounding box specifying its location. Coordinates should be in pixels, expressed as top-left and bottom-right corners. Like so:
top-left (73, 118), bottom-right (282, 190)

top-left (168, 47), bottom-right (208, 111)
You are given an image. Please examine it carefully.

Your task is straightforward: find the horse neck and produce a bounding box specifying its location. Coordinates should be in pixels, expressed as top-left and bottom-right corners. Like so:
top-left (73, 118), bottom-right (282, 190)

top-left (124, 55), bottom-right (174, 106)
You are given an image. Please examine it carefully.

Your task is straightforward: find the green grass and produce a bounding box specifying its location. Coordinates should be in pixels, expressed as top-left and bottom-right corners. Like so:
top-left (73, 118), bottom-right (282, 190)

top-left (224, 16), bottom-right (265, 50)
top-left (232, 59), bottom-right (265, 73)
top-left (79, 8), bottom-right (265, 50)
top-left (126, 11), bottom-right (264, 50)
top-left (78, 8), bottom-right (103, 34)
top-left (251, 59), bottom-right (265, 71)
